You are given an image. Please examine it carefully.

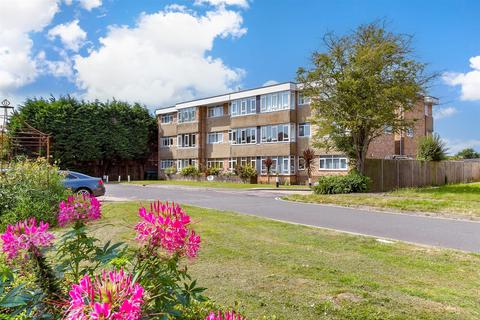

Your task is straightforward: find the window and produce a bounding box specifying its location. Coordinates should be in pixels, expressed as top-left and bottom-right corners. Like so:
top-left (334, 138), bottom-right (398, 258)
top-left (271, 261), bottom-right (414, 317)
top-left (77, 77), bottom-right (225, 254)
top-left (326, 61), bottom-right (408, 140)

top-left (208, 105), bottom-right (224, 118)
top-left (230, 97), bottom-right (256, 117)
top-left (160, 160), bottom-right (174, 169)
top-left (177, 159), bottom-right (197, 170)
top-left (319, 155), bottom-right (348, 170)
top-left (384, 125), bottom-right (393, 134)
top-left (228, 157), bottom-right (256, 171)
top-left (261, 123), bottom-right (295, 143)
top-left (261, 156), bottom-right (295, 175)
top-left (298, 92), bottom-right (311, 106)
top-left (298, 123), bottom-right (311, 138)
top-left (177, 133), bottom-right (196, 148)
top-left (178, 107), bottom-right (196, 123)
top-left (160, 136), bottom-right (175, 148)
top-left (229, 127), bottom-right (256, 144)
top-left (207, 159), bottom-right (224, 169)
top-left (424, 104), bottom-right (429, 116)
top-left (260, 91), bottom-right (294, 113)
top-left (406, 127), bottom-right (414, 138)
top-left (207, 132), bottom-right (223, 144)
top-left (298, 157), bottom-right (305, 170)
top-left (161, 114), bottom-right (174, 124)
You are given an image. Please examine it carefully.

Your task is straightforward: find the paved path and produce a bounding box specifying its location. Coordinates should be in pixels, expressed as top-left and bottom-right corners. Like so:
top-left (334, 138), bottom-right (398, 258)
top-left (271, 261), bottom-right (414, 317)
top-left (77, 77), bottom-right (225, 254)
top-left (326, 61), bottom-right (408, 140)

top-left (105, 184), bottom-right (480, 252)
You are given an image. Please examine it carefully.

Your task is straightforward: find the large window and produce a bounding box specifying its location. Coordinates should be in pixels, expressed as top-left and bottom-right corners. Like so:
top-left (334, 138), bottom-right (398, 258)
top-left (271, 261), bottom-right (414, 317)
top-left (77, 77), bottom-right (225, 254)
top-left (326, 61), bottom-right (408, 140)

top-left (261, 156), bottom-right (295, 175)
top-left (177, 133), bottom-right (196, 148)
top-left (228, 157), bottom-right (256, 171)
top-left (207, 132), bottom-right (223, 144)
top-left (298, 92), bottom-right (311, 106)
top-left (161, 114), bottom-right (174, 124)
top-left (160, 136), bottom-right (175, 148)
top-left (298, 123), bottom-right (311, 138)
top-left (260, 91), bottom-right (294, 113)
top-left (298, 157), bottom-right (305, 170)
top-left (208, 105), bottom-right (224, 118)
top-left (260, 123), bottom-right (295, 143)
top-left (207, 159), bottom-right (224, 169)
top-left (160, 159), bottom-right (174, 169)
top-left (177, 159), bottom-right (197, 170)
top-left (319, 155), bottom-right (348, 170)
top-left (178, 107), bottom-right (196, 123)
top-left (229, 127), bottom-right (257, 145)
top-left (230, 97), bottom-right (256, 117)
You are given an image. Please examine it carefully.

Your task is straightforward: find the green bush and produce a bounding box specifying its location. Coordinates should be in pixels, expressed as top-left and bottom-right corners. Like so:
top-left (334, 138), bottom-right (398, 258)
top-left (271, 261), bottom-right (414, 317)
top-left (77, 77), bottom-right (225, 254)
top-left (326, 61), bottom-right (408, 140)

top-left (164, 166), bottom-right (177, 175)
top-left (180, 165), bottom-right (200, 177)
top-left (236, 165), bottom-right (257, 183)
top-left (314, 172), bottom-right (370, 194)
top-left (205, 167), bottom-right (222, 176)
top-left (0, 158), bottom-right (70, 230)
top-left (417, 133), bottom-right (448, 161)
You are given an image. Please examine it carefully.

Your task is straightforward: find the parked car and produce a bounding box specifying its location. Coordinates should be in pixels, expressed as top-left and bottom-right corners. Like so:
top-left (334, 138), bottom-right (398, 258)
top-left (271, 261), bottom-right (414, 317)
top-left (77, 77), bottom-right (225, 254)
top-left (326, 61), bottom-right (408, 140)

top-left (61, 170), bottom-right (106, 196)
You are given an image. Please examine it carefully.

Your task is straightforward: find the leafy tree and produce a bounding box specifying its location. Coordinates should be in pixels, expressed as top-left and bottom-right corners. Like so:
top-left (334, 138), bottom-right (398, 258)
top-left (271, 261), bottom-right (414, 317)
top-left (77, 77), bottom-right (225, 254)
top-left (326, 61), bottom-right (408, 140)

top-left (297, 21), bottom-right (435, 174)
top-left (8, 96), bottom-right (156, 176)
top-left (455, 148), bottom-right (480, 159)
top-left (263, 157), bottom-right (273, 184)
top-left (417, 133), bottom-right (448, 161)
top-left (303, 148), bottom-right (315, 187)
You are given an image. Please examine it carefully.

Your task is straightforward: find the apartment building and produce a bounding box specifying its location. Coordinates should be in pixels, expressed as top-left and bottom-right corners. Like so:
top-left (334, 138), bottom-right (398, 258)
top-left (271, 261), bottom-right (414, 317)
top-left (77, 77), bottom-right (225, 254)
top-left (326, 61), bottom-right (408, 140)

top-left (156, 82), bottom-right (437, 184)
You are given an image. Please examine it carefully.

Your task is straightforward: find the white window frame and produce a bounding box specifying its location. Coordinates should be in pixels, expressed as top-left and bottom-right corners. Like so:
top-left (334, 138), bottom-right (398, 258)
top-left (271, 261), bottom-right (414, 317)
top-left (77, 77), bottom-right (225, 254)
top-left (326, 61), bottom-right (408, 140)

top-left (298, 156), bottom-right (305, 170)
top-left (298, 92), bottom-right (311, 106)
top-left (406, 127), bottom-right (414, 138)
top-left (231, 97), bottom-right (256, 117)
top-left (207, 159), bottom-right (224, 169)
top-left (160, 160), bottom-right (174, 170)
top-left (160, 136), bottom-right (174, 148)
top-left (208, 105), bottom-right (224, 118)
top-left (178, 107), bottom-right (196, 123)
top-left (177, 133), bottom-right (197, 148)
top-left (260, 123), bottom-right (295, 143)
top-left (261, 156), bottom-right (295, 175)
top-left (260, 91), bottom-right (294, 113)
top-left (207, 132), bottom-right (224, 144)
top-left (161, 114), bottom-right (174, 124)
top-left (319, 155), bottom-right (348, 171)
top-left (229, 127), bottom-right (257, 145)
top-left (298, 122), bottom-right (311, 138)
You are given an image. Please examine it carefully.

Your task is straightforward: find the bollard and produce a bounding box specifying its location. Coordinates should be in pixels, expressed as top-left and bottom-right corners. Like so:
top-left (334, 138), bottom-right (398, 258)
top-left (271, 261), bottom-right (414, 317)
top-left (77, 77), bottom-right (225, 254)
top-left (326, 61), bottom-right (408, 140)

top-left (275, 175), bottom-right (279, 188)
top-left (106, 175), bottom-right (109, 183)
top-left (128, 175), bottom-right (131, 182)
top-left (118, 176), bottom-right (121, 182)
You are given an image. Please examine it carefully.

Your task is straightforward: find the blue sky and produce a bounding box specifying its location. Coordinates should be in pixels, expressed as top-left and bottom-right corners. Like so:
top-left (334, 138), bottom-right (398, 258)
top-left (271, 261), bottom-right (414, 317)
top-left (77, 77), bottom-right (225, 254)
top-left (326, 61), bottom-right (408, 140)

top-left (1, 0), bottom-right (479, 153)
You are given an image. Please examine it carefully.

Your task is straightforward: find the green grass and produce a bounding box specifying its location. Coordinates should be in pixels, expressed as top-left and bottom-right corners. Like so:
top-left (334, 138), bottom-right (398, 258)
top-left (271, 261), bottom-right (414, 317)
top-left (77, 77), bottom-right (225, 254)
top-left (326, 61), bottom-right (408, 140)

top-left (96, 201), bottom-right (480, 319)
top-left (284, 182), bottom-right (480, 219)
top-left (125, 179), bottom-right (308, 190)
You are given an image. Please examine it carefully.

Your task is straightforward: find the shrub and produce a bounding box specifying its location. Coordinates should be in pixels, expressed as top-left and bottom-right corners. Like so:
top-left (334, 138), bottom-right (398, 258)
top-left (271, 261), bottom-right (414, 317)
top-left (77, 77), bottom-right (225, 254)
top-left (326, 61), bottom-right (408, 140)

top-left (164, 166), bottom-right (177, 175)
top-left (417, 133), bottom-right (448, 161)
top-left (236, 165), bottom-right (257, 183)
top-left (314, 172), bottom-right (370, 194)
top-left (180, 165), bottom-right (200, 177)
top-left (0, 158), bottom-right (70, 230)
top-left (205, 167), bottom-right (222, 176)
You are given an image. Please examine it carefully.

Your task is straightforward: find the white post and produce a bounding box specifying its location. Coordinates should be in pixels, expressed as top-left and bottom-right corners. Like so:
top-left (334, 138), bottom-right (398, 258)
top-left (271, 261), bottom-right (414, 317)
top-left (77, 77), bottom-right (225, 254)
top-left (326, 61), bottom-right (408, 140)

top-left (128, 175), bottom-right (131, 182)
top-left (118, 175), bottom-right (121, 182)
top-left (106, 175), bottom-right (109, 183)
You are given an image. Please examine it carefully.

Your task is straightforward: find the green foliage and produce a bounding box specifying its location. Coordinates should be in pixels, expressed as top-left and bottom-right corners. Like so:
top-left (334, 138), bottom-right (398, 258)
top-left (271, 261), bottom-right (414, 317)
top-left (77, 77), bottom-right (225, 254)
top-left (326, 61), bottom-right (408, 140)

top-left (0, 158), bottom-right (70, 230)
top-left (236, 165), bottom-right (257, 183)
top-left (205, 167), bottom-right (222, 176)
top-left (455, 148), bottom-right (480, 159)
top-left (8, 96), bottom-right (156, 174)
top-left (297, 21), bottom-right (435, 173)
top-left (180, 165), bottom-right (200, 177)
top-left (416, 133), bottom-right (448, 161)
top-left (164, 166), bottom-right (177, 175)
top-left (314, 172), bottom-right (370, 194)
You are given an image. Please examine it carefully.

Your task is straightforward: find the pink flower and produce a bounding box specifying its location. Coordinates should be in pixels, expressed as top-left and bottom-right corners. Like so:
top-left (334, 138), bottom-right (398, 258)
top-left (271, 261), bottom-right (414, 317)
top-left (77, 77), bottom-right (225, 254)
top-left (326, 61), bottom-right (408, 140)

top-left (205, 310), bottom-right (245, 320)
top-left (134, 201), bottom-right (201, 258)
top-left (58, 194), bottom-right (101, 227)
top-left (0, 218), bottom-right (55, 260)
top-left (65, 269), bottom-right (144, 320)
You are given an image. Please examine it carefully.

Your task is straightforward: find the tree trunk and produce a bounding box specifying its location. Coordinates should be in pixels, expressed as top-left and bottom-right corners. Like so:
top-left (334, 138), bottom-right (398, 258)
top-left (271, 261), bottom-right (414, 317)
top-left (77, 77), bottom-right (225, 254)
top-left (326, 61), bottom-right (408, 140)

top-left (355, 146), bottom-right (368, 175)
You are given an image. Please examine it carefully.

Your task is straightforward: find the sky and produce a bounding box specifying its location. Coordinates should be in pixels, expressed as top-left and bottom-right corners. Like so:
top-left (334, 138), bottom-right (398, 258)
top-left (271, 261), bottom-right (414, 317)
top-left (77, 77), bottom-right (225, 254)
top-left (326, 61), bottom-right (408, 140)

top-left (0, 0), bottom-right (479, 154)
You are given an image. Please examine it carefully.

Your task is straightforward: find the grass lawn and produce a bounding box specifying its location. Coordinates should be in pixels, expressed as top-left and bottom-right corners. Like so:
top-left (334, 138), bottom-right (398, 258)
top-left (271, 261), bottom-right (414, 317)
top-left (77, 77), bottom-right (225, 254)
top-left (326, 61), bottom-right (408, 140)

top-left (125, 179), bottom-right (308, 190)
top-left (96, 201), bottom-right (480, 319)
top-left (284, 182), bottom-right (480, 219)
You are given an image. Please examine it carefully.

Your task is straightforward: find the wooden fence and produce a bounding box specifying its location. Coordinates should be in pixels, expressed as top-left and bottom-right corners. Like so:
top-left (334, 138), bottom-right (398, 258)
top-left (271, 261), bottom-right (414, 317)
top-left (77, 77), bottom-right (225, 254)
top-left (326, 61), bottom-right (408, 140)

top-left (364, 159), bottom-right (480, 192)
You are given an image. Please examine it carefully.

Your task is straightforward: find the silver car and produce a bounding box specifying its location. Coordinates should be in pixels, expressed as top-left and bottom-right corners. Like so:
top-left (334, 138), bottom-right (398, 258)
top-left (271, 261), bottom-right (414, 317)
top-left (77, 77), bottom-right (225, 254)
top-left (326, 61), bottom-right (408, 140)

top-left (61, 170), bottom-right (106, 196)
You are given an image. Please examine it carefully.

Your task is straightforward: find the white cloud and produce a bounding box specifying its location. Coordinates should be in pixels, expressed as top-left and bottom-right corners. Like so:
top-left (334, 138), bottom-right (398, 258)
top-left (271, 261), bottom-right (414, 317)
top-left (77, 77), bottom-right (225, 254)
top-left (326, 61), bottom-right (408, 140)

top-left (48, 20), bottom-right (87, 52)
top-left (74, 6), bottom-right (247, 107)
top-left (0, 0), bottom-right (61, 95)
top-left (263, 80), bottom-right (278, 86)
top-left (194, 0), bottom-right (249, 8)
top-left (433, 106), bottom-right (458, 120)
top-left (63, 0), bottom-right (102, 10)
top-left (443, 56), bottom-right (480, 101)
top-left (444, 138), bottom-right (480, 155)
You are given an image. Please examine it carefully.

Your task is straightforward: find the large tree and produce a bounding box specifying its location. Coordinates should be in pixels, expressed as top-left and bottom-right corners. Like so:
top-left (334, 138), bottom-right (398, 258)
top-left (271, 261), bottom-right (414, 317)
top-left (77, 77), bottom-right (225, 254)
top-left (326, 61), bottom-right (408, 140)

top-left (297, 22), bottom-right (435, 174)
top-left (8, 96), bottom-right (156, 175)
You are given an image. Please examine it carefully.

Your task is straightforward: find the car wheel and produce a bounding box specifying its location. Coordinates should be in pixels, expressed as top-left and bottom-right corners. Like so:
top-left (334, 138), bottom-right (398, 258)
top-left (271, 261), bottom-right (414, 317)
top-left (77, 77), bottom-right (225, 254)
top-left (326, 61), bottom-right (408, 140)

top-left (76, 188), bottom-right (92, 196)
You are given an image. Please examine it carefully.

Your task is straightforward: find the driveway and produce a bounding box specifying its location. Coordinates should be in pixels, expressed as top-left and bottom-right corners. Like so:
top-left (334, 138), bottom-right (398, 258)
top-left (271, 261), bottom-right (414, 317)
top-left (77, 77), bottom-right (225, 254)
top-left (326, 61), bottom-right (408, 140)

top-left (105, 183), bottom-right (480, 252)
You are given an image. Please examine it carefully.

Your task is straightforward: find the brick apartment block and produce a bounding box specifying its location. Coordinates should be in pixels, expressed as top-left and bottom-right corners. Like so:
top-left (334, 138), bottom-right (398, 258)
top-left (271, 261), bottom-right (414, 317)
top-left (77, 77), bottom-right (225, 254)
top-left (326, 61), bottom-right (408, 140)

top-left (156, 82), bottom-right (437, 184)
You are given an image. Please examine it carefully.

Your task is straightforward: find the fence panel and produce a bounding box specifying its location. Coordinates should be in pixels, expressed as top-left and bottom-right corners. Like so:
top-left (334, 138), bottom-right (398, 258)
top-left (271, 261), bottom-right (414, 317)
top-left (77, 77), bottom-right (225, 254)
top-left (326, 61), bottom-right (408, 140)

top-left (365, 159), bottom-right (480, 192)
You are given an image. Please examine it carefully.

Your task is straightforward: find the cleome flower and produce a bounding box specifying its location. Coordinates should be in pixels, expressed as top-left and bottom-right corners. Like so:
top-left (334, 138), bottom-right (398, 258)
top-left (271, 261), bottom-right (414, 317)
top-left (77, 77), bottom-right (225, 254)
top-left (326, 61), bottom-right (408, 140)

top-left (205, 310), bottom-right (245, 320)
top-left (58, 194), bottom-right (101, 227)
top-left (65, 269), bottom-right (144, 320)
top-left (0, 218), bottom-right (55, 260)
top-left (134, 201), bottom-right (201, 258)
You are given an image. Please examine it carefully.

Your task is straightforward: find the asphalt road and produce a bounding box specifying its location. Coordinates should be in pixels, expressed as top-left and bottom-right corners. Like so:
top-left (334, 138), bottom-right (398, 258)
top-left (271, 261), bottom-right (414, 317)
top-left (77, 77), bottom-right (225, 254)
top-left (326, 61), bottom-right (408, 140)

top-left (105, 183), bottom-right (480, 252)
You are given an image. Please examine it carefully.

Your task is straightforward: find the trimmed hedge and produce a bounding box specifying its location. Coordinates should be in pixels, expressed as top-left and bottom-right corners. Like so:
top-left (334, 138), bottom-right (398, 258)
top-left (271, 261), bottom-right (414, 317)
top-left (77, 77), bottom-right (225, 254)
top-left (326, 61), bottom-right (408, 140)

top-left (180, 165), bottom-right (200, 177)
top-left (314, 173), bottom-right (370, 194)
